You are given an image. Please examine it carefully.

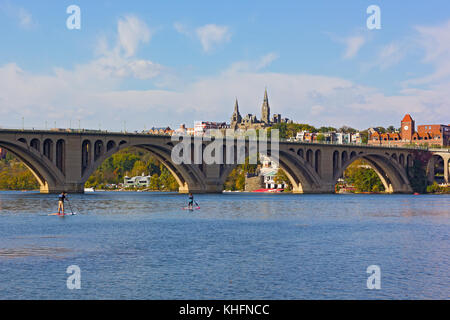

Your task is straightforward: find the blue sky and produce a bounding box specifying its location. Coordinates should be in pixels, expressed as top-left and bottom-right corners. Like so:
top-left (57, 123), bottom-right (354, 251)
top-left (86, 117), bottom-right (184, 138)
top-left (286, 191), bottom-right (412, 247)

top-left (0, 0), bottom-right (449, 131)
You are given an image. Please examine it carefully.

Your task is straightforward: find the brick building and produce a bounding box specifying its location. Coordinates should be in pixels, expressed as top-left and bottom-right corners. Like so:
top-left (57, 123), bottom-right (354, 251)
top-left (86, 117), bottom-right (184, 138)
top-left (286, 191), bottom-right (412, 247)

top-left (368, 114), bottom-right (450, 147)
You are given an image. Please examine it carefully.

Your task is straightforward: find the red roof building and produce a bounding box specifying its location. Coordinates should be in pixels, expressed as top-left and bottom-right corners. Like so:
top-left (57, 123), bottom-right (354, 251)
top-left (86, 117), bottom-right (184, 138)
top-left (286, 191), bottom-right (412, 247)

top-left (368, 115), bottom-right (450, 147)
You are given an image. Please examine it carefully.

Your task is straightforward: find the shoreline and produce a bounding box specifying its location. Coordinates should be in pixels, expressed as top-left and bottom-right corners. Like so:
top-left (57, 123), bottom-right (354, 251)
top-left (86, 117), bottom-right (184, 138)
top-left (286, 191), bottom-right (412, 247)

top-left (0, 189), bottom-right (449, 195)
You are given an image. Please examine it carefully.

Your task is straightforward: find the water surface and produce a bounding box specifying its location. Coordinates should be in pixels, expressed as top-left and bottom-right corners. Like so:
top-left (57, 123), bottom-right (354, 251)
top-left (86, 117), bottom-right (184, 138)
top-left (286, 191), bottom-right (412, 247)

top-left (0, 191), bottom-right (448, 299)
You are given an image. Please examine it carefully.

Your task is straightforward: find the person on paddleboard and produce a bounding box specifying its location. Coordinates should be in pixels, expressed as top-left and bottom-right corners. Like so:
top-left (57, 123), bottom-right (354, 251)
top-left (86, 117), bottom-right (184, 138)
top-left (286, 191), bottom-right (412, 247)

top-left (188, 193), bottom-right (194, 210)
top-left (57, 192), bottom-right (67, 215)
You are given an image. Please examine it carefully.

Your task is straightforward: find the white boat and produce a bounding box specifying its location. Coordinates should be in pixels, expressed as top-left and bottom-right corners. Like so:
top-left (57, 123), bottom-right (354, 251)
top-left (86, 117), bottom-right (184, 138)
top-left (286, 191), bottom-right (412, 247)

top-left (84, 187), bottom-right (95, 192)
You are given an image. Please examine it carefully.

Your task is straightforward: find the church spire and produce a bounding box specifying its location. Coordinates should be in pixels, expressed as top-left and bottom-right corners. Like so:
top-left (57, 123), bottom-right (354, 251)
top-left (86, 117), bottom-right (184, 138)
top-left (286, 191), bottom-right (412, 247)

top-left (231, 97), bottom-right (242, 128)
top-left (261, 88), bottom-right (270, 124)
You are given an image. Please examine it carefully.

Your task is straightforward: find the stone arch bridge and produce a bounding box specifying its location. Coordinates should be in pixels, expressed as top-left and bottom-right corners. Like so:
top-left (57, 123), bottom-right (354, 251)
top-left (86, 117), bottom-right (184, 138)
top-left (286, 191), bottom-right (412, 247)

top-left (0, 129), bottom-right (445, 194)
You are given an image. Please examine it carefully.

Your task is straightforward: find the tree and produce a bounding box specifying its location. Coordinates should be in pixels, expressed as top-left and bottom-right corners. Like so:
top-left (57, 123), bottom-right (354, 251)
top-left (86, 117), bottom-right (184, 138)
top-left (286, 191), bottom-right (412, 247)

top-left (375, 126), bottom-right (387, 134)
top-left (344, 159), bottom-right (385, 192)
top-left (274, 169), bottom-right (292, 191)
top-left (316, 133), bottom-right (325, 142)
top-left (339, 126), bottom-right (357, 133)
top-left (149, 174), bottom-right (160, 190)
top-left (387, 125), bottom-right (396, 133)
top-left (360, 130), bottom-right (369, 144)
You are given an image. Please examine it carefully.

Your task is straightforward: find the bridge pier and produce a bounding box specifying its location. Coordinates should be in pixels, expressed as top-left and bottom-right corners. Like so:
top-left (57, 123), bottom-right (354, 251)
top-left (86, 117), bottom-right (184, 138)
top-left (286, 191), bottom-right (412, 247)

top-left (40, 183), bottom-right (85, 194)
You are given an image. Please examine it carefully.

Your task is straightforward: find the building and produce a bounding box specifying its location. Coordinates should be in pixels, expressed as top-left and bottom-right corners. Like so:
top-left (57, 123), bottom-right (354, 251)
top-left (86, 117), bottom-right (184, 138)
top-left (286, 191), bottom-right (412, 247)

top-left (194, 121), bottom-right (228, 136)
top-left (173, 124), bottom-right (195, 136)
top-left (123, 173), bottom-right (152, 188)
top-left (148, 127), bottom-right (173, 135)
top-left (259, 154), bottom-right (287, 189)
top-left (230, 89), bottom-right (292, 130)
top-left (295, 131), bottom-right (361, 144)
top-left (368, 114), bottom-right (450, 146)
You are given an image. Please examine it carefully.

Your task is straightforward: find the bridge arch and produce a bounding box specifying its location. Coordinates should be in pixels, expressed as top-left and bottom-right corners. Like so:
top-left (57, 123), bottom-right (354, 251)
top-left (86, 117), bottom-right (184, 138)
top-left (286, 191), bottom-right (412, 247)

top-left (81, 140), bottom-right (92, 174)
top-left (56, 139), bottom-right (66, 174)
top-left (94, 140), bottom-right (105, 161)
top-left (334, 152), bottom-right (413, 193)
top-left (426, 153), bottom-right (449, 184)
top-left (30, 138), bottom-right (40, 152)
top-left (0, 139), bottom-right (65, 193)
top-left (43, 139), bottom-right (53, 161)
top-left (106, 140), bottom-right (116, 151)
top-left (80, 140), bottom-right (211, 193)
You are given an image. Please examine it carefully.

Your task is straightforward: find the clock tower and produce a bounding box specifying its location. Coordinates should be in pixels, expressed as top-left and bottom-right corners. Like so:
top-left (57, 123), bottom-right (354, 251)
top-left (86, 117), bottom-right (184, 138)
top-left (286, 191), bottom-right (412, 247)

top-left (400, 114), bottom-right (415, 141)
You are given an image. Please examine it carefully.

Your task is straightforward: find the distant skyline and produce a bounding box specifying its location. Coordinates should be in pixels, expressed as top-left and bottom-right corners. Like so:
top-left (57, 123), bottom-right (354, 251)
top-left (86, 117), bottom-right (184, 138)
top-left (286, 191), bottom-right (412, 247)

top-left (0, 0), bottom-right (449, 131)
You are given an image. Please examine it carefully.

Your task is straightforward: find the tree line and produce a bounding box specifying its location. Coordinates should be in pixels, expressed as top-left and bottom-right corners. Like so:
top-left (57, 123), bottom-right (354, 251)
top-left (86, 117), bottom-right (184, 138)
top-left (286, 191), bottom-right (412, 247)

top-left (0, 153), bottom-right (40, 190)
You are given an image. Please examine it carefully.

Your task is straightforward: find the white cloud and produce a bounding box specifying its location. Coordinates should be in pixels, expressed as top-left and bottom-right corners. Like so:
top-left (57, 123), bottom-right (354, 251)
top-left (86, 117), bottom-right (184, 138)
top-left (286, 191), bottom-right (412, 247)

top-left (0, 2), bottom-right (35, 29)
top-left (1, 19), bottom-right (449, 131)
top-left (90, 15), bottom-right (163, 81)
top-left (117, 15), bottom-right (152, 57)
top-left (342, 36), bottom-right (366, 59)
top-left (196, 24), bottom-right (231, 52)
top-left (226, 53), bottom-right (279, 73)
top-left (377, 43), bottom-right (406, 70)
top-left (173, 22), bottom-right (190, 36)
top-left (17, 7), bottom-right (32, 28)
top-left (2, 59), bottom-right (447, 130)
top-left (406, 20), bottom-right (450, 86)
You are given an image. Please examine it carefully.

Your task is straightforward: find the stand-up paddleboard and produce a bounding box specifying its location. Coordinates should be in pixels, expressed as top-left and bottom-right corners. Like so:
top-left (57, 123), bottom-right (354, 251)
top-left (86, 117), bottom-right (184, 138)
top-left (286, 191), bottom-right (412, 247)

top-left (48, 212), bottom-right (77, 216)
top-left (182, 206), bottom-right (200, 210)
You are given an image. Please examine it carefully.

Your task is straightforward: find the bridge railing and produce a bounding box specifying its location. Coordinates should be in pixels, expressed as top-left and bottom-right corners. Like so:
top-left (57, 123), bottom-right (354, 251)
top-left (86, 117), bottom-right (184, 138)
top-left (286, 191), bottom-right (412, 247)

top-left (1, 127), bottom-right (447, 152)
top-left (278, 138), bottom-right (432, 151)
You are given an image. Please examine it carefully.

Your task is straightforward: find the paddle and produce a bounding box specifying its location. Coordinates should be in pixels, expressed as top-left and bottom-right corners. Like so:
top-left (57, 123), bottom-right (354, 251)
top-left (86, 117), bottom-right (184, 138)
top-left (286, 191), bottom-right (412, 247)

top-left (66, 198), bottom-right (76, 215)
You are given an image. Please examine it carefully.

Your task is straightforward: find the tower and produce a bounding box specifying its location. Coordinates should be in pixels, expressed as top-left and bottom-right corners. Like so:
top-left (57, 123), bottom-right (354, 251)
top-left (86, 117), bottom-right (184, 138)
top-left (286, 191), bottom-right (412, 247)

top-left (261, 88), bottom-right (270, 124)
top-left (231, 98), bottom-right (242, 129)
top-left (400, 114), bottom-right (415, 141)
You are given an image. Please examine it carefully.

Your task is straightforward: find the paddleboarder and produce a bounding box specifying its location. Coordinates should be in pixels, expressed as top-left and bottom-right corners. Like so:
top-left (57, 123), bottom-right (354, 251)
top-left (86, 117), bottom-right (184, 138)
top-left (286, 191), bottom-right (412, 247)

top-left (57, 192), bottom-right (67, 215)
top-left (188, 193), bottom-right (194, 210)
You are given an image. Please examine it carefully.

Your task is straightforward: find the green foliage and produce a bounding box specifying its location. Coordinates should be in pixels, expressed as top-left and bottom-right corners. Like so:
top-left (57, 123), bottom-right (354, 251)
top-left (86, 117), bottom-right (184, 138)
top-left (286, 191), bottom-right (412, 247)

top-left (274, 169), bottom-right (292, 191)
top-left (318, 126), bottom-right (337, 133)
top-left (158, 165), bottom-right (178, 191)
top-left (271, 123), bottom-right (318, 139)
top-left (85, 147), bottom-right (164, 188)
top-left (359, 130), bottom-right (369, 144)
top-left (344, 159), bottom-right (385, 193)
top-left (0, 157), bottom-right (39, 190)
top-left (316, 133), bottom-right (325, 142)
top-left (83, 147), bottom-right (178, 191)
top-left (386, 125), bottom-right (397, 133)
top-left (224, 168), bottom-right (245, 191)
top-left (426, 182), bottom-right (440, 193)
top-left (338, 126), bottom-right (357, 133)
top-left (375, 126), bottom-right (387, 134)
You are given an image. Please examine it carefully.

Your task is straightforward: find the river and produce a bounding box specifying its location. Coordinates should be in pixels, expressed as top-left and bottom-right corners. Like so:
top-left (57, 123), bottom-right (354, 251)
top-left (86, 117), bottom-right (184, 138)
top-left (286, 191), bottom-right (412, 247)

top-left (0, 191), bottom-right (448, 299)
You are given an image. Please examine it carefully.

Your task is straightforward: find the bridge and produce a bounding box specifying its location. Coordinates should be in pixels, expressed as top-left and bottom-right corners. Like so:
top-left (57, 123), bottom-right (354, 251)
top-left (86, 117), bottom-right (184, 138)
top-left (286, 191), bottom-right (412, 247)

top-left (0, 128), bottom-right (448, 194)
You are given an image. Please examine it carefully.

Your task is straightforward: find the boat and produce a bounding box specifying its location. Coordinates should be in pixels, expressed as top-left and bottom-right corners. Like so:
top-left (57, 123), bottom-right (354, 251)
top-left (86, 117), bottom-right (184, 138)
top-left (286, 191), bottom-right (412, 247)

top-left (84, 187), bottom-right (95, 192)
top-left (252, 188), bottom-right (284, 193)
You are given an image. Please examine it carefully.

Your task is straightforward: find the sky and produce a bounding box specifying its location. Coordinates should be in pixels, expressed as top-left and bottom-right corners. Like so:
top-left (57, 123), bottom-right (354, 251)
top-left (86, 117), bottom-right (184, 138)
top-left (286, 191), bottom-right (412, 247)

top-left (0, 0), bottom-right (449, 131)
